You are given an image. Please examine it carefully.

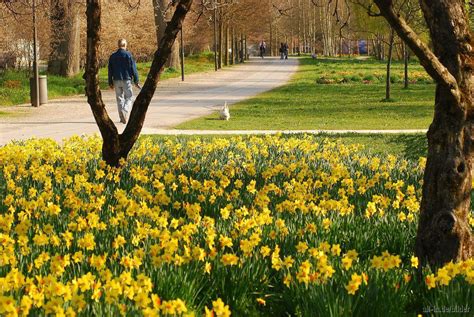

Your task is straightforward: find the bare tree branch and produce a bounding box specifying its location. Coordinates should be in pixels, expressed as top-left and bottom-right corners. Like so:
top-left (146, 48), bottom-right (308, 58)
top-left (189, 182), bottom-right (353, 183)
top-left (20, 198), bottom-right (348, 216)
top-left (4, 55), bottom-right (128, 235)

top-left (126, 0), bottom-right (141, 12)
top-left (272, 4), bottom-right (292, 17)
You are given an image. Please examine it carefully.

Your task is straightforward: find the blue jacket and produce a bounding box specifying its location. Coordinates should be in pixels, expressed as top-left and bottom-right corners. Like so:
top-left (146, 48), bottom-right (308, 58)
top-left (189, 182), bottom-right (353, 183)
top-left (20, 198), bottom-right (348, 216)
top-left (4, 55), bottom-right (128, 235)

top-left (108, 49), bottom-right (139, 85)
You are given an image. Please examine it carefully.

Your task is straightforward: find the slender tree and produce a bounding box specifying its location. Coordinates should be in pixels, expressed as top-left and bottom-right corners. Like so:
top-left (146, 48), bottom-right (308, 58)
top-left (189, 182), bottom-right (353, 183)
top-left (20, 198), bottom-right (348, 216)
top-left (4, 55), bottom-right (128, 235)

top-left (403, 42), bottom-right (409, 88)
top-left (384, 27), bottom-right (394, 100)
top-left (84, 0), bottom-right (193, 167)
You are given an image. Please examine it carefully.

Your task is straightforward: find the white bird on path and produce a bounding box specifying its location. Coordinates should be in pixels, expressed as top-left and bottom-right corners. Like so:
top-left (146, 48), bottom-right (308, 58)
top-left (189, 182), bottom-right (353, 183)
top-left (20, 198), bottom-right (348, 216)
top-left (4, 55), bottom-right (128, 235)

top-left (220, 101), bottom-right (230, 120)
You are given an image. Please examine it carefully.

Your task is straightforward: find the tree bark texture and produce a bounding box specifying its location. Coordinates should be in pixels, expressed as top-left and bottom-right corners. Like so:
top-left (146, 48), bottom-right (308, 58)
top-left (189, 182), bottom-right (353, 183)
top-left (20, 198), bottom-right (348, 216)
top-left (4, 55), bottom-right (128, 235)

top-left (244, 35), bottom-right (248, 60)
top-left (230, 27), bottom-right (234, 65)
top-left (269, 20), bottom-right (273, 56)
top-left (224, 25), bottom-right (228, 66)
top-left (240, 33), bottom-right (244, 62)
top-left (213, 7), bottom-right (218, 71)
top-left (404, 43), bottom-right (409, 89)
top-left (319, 2), bottom-right (337, 56)
top-left (372, 33), bottom-right (385, 60)
top-left (375, 0), bottom-right (474, 267)
top-left (218, 12), bottom-right (223, 69)
top-left (48, 0), bottom-right (81, 77)
top-left (234, 32), bottom-right (238, 63)
top-left (84, 0), bottom-right (193, 167)
top-left (385, 28), bottom-right (394, 100)
top-left (153, 0), bottom-right (180, 69)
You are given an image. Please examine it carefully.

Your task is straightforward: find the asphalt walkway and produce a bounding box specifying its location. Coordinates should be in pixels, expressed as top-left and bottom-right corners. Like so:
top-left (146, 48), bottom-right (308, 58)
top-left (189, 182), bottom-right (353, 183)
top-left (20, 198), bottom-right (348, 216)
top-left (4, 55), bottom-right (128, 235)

top-left (0, 57), bottom-right (299, 145)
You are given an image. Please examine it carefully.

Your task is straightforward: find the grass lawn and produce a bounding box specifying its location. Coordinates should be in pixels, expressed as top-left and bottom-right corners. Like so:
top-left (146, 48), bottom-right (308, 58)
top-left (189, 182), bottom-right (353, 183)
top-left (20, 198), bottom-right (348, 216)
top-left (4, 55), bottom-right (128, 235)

top-left (0, 52), bottom-right (215, 106)
top-left (176, 57), bottom-right (435, 130)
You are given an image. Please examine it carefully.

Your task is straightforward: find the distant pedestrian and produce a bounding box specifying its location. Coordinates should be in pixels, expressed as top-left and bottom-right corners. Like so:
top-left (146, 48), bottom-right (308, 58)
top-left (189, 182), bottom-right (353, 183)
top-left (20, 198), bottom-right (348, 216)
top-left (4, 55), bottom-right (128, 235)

top-left (284, 42), bottom-right (289, 59)
top-left (259, 40), bottom-right (266, 58)
top-left (108, 38), bottom-right (140, 124)
top-left (279, 43), bottom-right (285, 59)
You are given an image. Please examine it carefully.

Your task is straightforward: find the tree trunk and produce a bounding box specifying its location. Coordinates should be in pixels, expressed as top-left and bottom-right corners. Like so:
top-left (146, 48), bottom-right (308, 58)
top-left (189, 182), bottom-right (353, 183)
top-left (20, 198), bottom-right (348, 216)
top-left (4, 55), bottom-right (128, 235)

top-left (419, 85), bottom-right (473, 266)
top-left (302, 0), bottom-right (306, 53)
top-left (84, 0), bottom-right (193, 166)
top-left (168, 43), bottom-right (180, 69)
top-left (373, 33), bottom-right (385, 61)
top-left (313, 4), bottom-right (316, 54)
top-left (404, 43), bottom-right (409, 89)
top-left (385, 29), bottom-right (395, 100)
top-left (269, 20), bottom-right (273, 57)
top-left (371, 39), bottom-right (377, 59)
top-left (416, 0), bottom-right (474, 267)
top-left (224, 24), bottom-right (228, 66)
top-left (153, 0), bottom-right (180, 69)
top-left (230, 27), bottom-right (234, 65)
top-left (213, 7), bottom-right (218, 71)
top-left (234, 32), bottom-right (238, 63)
top-left (297, 0), bottom-right (301, 55)
top-left (218, 14), bottom-right (223, 69)
top-left (290, 13), bottom-right (294, 54)
top-left (244, 35), bottom-right (248, 60)
top-left (240, 33), bottom-right (244, 63)
top-left (48, 0), bottom-right (80, 77)
top-left (339, 36), bottom-right (343, 57)
top-left (375, 0), bottom-right (474, 268)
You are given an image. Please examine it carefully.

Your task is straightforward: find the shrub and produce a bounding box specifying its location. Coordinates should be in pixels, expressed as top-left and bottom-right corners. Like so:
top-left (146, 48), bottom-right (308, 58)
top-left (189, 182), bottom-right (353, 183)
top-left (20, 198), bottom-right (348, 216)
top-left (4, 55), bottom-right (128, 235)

top-left (390, 75), bottom-right (401, 83)
top-left (363, 74), bottom-right (375, 81)
top-left (316, 77), bottom-right (336, 84)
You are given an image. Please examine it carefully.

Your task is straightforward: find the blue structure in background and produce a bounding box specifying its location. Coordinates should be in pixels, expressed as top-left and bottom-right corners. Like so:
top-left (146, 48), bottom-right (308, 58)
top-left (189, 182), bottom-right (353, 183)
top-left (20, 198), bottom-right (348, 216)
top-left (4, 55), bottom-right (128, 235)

top-left (358, 40), bottom-right (368, 54)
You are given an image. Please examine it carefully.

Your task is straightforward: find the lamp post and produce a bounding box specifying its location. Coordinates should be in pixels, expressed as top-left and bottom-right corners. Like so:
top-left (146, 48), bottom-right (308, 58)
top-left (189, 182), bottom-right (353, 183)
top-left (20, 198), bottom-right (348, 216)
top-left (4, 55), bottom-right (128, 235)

top-left (32, 0), bottom-right (40, 107)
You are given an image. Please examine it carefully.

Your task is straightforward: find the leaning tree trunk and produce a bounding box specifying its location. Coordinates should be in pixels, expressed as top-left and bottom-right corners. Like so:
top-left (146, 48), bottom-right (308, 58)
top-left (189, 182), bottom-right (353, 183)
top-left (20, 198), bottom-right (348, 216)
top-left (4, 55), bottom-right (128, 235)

top-left (48, 0), bottom-right (80, 77)
top-left (416, 0), bottom-right (474, 267)
top-left (153, 0), bottom-right (180, 69)
top-left (375, 0), bottom-right (473, 268)
top-left (84, 0), bottom-right (193, 167)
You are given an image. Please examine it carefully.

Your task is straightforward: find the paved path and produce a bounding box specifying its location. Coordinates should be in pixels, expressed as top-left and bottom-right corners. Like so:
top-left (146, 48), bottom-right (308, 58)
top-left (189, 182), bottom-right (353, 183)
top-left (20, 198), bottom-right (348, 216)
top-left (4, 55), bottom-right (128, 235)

top-left (0, 57), bottom-right (298, 145)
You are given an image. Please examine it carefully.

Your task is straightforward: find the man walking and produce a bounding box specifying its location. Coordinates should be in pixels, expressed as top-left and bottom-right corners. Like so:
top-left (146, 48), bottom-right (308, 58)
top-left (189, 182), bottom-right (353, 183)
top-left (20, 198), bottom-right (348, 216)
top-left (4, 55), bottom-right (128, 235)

top-left (108, 39), bottom-right (140, 124)
top-left (259, 40), bottom-right (266, 58)
top-left (284, 42), bottom-right (289, 59)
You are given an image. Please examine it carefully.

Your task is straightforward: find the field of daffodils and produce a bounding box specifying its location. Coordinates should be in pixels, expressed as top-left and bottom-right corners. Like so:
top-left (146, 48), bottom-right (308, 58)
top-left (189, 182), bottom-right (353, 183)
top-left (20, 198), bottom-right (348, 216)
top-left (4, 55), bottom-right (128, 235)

top-left (0, 135), bottom-right (472, 316)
